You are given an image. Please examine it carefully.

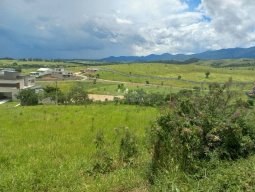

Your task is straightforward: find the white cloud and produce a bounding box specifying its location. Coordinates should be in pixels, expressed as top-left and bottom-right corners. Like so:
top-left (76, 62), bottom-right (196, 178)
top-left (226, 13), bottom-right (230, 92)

top-left (116, 18), bottom-right (133, 25)
top-left (0, 0), bottom-right (255, 58)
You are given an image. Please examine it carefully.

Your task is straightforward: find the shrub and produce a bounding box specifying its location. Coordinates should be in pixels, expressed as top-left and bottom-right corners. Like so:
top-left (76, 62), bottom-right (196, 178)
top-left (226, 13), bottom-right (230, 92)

top-left (150, 84), bottom-right (255, 178)
top-left (17, 89), bottom-right (39, 106)
top-left (119, 128), bottom-right (138, 164)
top-left (67, 82), bottom-right (91, 105)
top-left (43, 85), bottom-right (66, 104)
top-left (205, 71), bottom-right (210, 78)
top-left (88, 132), bottom-right (113, 175)
top-left (247, 99), bottom-right (254, 107)
top-left (124, 89), bottom-right (166, 107)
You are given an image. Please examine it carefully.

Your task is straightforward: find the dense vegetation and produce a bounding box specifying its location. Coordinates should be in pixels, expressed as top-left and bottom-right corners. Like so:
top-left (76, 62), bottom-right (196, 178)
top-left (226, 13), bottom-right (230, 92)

top-left (150, 84), bottom-right (255, 188)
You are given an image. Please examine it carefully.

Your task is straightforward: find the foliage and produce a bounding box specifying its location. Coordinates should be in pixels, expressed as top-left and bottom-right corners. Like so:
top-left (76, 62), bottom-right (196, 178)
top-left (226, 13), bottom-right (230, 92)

top-left (0, 104), bottom-right (157, 191)
top-left (88, 131), bottom-right (114, 175)
top-left (43, 85), bottom-right (66, 104)
top-left (67, 82), bottom-right (91, 105)
top-left (124, 89), bottom-right (166, 107)
top-left (17, 89), bottom-right (39, 106)
top-left (205, 71), bottom-right (210, 78)
top-left (119, 128), bottom-right (139, 164)
top-left (151, 155), bottom-right (255, 192)
top-left (150, 83), bottom-right (255, 179)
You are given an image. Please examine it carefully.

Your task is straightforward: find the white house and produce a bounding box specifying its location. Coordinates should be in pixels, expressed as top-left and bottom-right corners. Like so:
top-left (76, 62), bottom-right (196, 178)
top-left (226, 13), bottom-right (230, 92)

top-left (0, 71), bottom-right (35, 100)
top-left (30, 68), bottom-right (52, 77)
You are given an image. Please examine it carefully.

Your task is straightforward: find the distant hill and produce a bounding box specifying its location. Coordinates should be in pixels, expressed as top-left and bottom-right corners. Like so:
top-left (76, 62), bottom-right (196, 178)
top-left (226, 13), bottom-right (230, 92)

top-left (100, 46), bottom-right (255, 62)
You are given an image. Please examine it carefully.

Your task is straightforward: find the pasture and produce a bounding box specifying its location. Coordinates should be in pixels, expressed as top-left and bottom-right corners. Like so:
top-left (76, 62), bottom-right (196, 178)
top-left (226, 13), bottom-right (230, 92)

top-left (1, 102), bottom-right (255, 191)
top-left (0, 104), bottom-right (158, 191)
top-left (99, 63), bottom-right (254, 88)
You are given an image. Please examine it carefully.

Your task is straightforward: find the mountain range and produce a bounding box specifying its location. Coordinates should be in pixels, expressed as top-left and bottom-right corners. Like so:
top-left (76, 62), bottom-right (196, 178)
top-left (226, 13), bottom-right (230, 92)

top-left (100, 46), bottom-right (255, 62)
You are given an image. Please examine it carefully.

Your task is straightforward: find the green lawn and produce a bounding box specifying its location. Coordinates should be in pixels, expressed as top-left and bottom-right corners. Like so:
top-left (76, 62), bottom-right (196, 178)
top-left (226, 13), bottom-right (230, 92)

top-left (0, 104), bottom-right (158, 192)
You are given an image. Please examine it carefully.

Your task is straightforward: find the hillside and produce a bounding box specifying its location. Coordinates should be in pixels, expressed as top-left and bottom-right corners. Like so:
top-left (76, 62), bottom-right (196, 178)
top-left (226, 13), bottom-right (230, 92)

top-left (101, 46), bottom-right (255, 62)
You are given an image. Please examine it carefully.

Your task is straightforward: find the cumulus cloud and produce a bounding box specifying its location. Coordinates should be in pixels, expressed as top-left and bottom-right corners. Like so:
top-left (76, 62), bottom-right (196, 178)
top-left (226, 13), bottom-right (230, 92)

top-left (0, 0), bottom-right (255, 58)
top-left (200, 0), bottom-right (255, 47)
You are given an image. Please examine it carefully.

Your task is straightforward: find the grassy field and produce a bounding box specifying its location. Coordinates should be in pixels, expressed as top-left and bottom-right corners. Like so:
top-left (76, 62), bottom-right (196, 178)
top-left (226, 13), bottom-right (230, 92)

top-left (0, 104), bottom-right (158, 191)
top-left (1, 59), bottom-right (254, 93)
top-left (1, 103), bottom-right (255, 191)
top-left (37, 80), bottom-right (183, 96)
top-left (1, 59), bottom-right (255, 191)
top-left (99, 63), bottom-right (254, 85)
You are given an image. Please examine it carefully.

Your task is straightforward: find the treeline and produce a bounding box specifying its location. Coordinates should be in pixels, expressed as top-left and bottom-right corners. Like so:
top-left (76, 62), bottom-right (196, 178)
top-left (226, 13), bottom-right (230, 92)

top-left (17, 82), bottom-right (91, 106)
top-left (211, 61), bottom-right (255, 68)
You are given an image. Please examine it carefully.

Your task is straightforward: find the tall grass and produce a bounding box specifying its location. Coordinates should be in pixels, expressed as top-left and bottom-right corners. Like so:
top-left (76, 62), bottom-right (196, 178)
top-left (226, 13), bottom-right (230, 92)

top-left (0, 104), bottom-right (157, 191)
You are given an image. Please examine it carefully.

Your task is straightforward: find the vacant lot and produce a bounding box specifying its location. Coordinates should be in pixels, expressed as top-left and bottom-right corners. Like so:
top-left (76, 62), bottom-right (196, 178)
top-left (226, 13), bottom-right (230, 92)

top-left (99, 63), bottom-right (254, 86)
top-left (0, 104), bottom-right (158, 191)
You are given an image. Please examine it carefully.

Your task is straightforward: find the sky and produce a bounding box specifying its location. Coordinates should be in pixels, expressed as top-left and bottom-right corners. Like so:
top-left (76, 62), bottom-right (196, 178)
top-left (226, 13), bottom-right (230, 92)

top-left (1, 0), bottom-right (255, 59)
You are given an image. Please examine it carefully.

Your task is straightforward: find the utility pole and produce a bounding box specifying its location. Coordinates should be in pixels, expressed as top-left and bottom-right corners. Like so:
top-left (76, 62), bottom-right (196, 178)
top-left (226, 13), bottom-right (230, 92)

top-left (55, 80), bottom-right (58, 105)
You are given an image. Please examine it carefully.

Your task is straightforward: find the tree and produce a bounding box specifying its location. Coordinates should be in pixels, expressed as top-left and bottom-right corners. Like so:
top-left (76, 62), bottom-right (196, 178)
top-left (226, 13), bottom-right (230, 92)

top-left (17, 89), bottom-right (38, 106)
top-left (43, 85), bottom-right (66, 104)
top-left (205, 71), bottom-right (210, 78)
top-left (178, 75), bottom-right (182, 80)
top-left (67, 82), bottom-right (90, 104)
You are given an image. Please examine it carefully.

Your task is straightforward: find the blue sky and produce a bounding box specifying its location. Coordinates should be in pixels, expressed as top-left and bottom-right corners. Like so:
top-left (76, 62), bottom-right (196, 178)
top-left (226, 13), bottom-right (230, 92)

top-left (0, 0), bottom-right (255, 59)
top-left (183, 0), bottom-right (201, 11)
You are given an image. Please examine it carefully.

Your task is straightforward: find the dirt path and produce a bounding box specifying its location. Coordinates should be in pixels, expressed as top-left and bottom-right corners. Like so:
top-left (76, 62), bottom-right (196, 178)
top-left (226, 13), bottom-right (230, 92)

top-left (88, 94), bottom-right (124, 101)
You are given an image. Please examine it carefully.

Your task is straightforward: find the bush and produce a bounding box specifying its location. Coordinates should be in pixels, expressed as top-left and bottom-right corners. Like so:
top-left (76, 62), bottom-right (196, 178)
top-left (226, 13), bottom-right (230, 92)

top-left (119, 128), bottom-right (138, 164)
top-left (17, 89), bottom-right (39, 106)
top-left (88, 132), bottom-right (113, 175)
top-left (124, 89), bottom-right (166, 107)
top-left (247, 99), bottom-right (254, 107)
top-left (67, 82), bottom-right (91, 105)
top-left (43, 85), bottom-right (66, 104)
top-left (150, 84), bottom-right (255, 178)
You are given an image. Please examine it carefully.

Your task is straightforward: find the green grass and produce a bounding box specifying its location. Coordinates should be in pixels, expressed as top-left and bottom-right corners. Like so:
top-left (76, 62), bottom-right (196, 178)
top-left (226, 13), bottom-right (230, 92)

top-left (99, 63), bottom-right (254, 85)
top-left (1, 101), bottom-right (255, 191)
top-left (151, 155), bottom-right (255, 191)
top-left (1, 59), bottom-right (255, 191)
top-left (0, 104), bottom-right (158, 191)
top-left (37, 80), bottom-right (183, 96)
top-left (1, 59), bottom-right (253, 92)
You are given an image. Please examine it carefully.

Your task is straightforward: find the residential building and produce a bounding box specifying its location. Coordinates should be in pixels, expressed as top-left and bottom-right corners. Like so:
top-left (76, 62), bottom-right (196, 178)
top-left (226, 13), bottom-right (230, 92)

top-left (30, 68), bottom-right (52, 77)
top-left (0, 70), bottom-right (35, 99)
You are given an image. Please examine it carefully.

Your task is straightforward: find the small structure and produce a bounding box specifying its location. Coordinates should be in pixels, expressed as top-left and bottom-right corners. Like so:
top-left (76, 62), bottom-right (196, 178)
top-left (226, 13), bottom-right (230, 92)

top-left (30, 68), bottom-right (52, 77)
top-left (51, 68), bottom-right (74, 79)
top-left (81, 68), bottom-right (99, 74)
top-left (0, 70), bottom-right (35, 99)
top-left (53, 68), bottom-right (65, 74)
top-left (30, 67), bottom-right (74, 80)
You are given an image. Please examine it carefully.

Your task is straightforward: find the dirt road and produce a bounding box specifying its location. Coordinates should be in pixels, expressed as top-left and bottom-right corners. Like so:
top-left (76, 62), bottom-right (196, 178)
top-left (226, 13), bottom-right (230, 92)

top-left (88, 94), bottom-right (124, 101)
